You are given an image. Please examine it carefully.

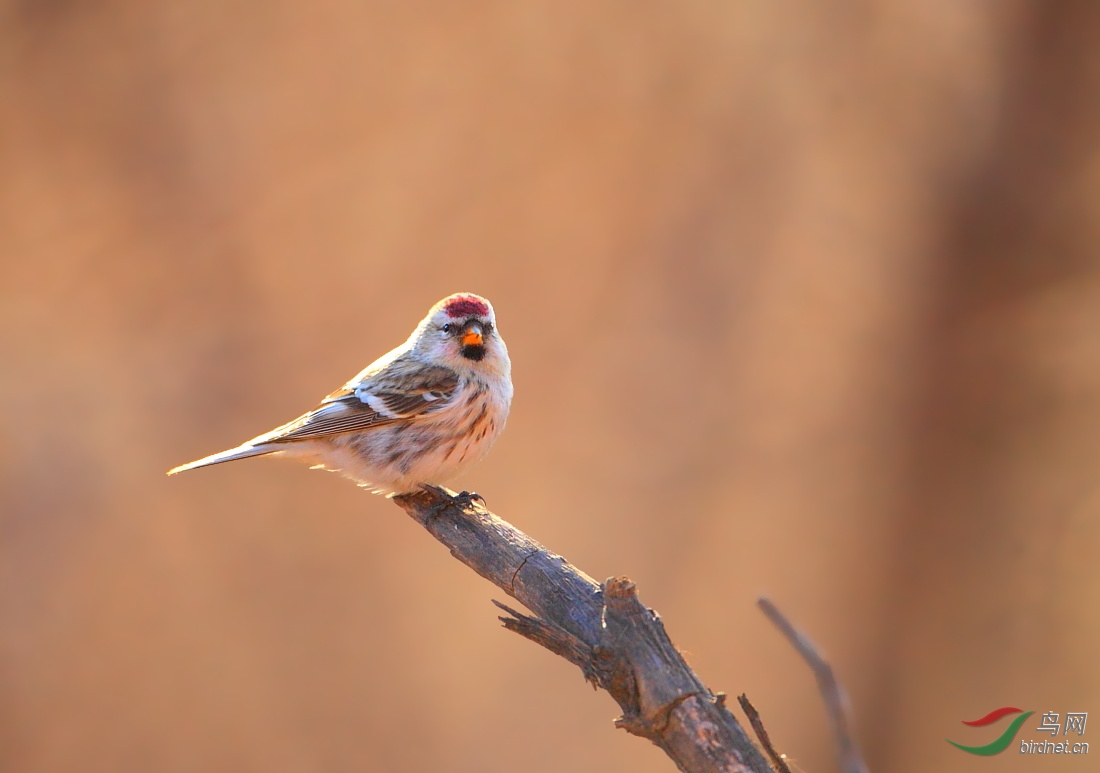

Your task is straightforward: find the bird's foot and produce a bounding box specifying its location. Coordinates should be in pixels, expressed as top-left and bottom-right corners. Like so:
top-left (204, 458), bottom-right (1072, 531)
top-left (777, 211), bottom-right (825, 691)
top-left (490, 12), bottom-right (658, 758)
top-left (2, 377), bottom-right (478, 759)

top-left (454, 490), bottom-right (486, 508)
top-left (417, 483), bottom-right (484, 507)
top-left (416, 484), bottom-right (483, 523)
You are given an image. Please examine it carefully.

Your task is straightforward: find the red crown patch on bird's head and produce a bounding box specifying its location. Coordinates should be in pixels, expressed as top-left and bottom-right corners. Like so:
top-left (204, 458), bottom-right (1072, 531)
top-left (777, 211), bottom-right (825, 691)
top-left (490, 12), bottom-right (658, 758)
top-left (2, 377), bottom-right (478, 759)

top-left (442, 294), bottom-right (490, 318)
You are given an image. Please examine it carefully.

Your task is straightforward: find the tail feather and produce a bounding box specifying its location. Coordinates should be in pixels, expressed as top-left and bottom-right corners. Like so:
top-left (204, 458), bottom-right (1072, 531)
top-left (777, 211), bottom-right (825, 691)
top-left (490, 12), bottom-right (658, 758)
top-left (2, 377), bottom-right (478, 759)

top-left (167, 443), bottom-right (278, 475)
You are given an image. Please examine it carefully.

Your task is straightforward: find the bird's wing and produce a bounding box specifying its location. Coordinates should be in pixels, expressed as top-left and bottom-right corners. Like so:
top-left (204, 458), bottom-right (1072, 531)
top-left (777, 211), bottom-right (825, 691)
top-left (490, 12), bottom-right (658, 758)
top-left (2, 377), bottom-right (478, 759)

top-left (265, 360), bottom-right (459, 443)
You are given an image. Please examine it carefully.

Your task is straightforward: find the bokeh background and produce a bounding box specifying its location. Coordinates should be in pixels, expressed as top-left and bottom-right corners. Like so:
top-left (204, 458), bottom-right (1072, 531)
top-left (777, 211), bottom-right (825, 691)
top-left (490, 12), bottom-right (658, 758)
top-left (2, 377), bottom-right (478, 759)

top-left (2, 2), bottom-right (1099, 771)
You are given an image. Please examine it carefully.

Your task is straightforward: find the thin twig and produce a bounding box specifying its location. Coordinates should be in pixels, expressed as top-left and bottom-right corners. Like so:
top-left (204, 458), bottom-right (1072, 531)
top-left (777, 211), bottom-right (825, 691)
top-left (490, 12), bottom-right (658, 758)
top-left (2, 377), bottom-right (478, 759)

top-left (757, 598), bottom-right (870, 773)
top-left (736, 694), bottom-right (792, 773)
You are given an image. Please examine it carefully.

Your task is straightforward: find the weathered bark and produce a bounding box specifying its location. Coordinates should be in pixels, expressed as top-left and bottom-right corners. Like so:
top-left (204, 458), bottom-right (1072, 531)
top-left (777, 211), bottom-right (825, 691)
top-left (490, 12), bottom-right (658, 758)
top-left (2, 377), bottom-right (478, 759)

top-left (393, 486), bottom-right (774, 773)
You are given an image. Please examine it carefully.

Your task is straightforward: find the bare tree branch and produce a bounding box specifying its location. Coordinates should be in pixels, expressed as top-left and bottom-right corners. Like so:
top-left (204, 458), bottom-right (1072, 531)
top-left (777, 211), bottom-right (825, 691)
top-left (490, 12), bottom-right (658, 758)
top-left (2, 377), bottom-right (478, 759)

top-left (757, 598), bottom-right (870, 773)
top-left (393, 486), bottom-right (774, 773)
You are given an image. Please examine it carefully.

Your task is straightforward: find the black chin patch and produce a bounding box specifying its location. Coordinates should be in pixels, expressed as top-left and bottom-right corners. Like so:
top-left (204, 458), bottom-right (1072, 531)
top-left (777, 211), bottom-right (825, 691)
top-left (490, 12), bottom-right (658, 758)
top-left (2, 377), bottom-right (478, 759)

top-left (461, 344), bottom-right (486, 361)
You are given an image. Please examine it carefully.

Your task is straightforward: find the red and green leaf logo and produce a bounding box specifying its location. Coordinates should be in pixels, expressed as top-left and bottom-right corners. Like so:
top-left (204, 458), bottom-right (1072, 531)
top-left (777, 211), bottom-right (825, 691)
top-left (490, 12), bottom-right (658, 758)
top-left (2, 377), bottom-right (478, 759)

top-left (947, 707), bottom-right (1034, 755)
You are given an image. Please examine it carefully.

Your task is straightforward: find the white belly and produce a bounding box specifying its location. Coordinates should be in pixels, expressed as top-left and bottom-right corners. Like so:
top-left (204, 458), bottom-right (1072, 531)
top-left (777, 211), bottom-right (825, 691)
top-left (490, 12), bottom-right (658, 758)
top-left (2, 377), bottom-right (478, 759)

top-left (298, 379), bottom-right (510, 495)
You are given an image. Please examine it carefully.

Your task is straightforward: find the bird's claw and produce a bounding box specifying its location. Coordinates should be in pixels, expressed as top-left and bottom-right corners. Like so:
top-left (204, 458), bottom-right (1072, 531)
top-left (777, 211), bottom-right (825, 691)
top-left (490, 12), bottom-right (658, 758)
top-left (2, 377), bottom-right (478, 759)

top-left (416, 484), bottom-right (483, 524)
top-left (454, 490), bottom-right (486, 507)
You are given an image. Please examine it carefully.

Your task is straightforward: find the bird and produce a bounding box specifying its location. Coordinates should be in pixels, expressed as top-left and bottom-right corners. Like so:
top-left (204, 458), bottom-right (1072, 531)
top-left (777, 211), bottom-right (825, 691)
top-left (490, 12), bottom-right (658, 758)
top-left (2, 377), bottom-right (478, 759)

top-left (168, 293), bottom-right (512, 496)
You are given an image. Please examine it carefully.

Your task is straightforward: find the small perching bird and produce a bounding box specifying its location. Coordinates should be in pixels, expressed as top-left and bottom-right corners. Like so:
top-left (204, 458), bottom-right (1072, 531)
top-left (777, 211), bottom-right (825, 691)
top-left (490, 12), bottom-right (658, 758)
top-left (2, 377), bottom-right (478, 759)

top-left (168, 293), bottom-right (512, 496)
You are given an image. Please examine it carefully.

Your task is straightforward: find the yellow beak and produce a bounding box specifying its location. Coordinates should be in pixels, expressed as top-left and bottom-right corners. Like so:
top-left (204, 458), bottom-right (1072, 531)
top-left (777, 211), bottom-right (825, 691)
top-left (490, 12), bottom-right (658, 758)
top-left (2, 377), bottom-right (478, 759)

top-left (462, 323), bottom-right (483, 347)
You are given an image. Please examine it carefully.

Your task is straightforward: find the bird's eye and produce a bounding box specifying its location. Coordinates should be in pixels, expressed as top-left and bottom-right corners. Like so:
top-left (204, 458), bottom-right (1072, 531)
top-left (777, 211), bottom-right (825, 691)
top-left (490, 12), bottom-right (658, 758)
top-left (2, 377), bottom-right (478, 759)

top-left (442, 323), bottom-right (452, 333)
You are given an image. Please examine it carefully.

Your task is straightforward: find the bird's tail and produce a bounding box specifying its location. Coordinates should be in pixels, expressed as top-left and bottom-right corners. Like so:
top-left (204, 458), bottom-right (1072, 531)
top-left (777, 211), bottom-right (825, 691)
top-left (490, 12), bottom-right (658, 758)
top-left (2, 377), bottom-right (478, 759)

top-left (167, 442), bottom-right (278, 475)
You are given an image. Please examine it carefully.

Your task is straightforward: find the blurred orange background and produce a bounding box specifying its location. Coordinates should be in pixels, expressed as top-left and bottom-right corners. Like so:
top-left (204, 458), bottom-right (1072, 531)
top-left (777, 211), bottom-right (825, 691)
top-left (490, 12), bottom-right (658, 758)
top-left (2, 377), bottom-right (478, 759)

top-left (2, 3), bottom-right (1099, 772)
